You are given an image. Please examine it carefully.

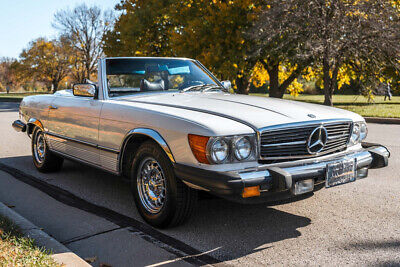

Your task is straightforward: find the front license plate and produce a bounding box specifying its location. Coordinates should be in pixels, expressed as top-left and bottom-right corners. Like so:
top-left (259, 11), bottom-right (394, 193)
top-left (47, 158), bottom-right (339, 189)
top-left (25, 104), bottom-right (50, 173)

top-left (326, 159), bottom-right (356, 188)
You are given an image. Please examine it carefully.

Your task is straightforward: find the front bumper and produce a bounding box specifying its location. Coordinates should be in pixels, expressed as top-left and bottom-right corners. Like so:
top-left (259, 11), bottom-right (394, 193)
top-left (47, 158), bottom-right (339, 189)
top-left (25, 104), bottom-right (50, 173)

top-left (174, 143), bottom-right (390, 203)
top-left (12, 120), bottom-right (26, 132)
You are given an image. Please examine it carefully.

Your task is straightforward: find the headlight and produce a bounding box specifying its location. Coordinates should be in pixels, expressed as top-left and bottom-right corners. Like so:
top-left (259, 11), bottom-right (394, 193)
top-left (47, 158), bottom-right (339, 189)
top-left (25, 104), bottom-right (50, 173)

top-left (209, 138), bottom-right (229, 163)
top-left (349, 122), bottom-right (367, 146)
top-left (359, 122), bottom-right (368, 141)
top-left (188, 134), bottom-right (256, 164)
top-left (233, 137), bottom-right (252, 160)
top-left (350, 123), bottom-right (360, 145)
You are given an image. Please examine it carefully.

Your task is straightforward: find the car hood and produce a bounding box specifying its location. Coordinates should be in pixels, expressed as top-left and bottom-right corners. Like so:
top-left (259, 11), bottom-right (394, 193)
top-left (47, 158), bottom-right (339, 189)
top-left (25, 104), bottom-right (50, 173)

top-left (118, 92), bottom-right (363, 129)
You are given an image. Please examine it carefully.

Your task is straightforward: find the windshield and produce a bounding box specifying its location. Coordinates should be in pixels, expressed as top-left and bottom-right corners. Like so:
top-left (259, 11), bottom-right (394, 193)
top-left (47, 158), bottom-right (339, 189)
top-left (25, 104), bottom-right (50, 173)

top-left (106, 58), bottom-right (222, 97)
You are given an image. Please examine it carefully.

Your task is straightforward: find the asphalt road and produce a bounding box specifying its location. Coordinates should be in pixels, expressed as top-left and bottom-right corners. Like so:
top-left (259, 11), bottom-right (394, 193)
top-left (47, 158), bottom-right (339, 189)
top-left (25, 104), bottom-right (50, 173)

top-left (1, 101), bottom-right (399, 266)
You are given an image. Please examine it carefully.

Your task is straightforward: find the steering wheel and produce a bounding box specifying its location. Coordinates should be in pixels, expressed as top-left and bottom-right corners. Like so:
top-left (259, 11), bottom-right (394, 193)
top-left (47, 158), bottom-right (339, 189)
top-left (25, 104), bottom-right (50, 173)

top-left (178, 80), bottom-right (205, 91)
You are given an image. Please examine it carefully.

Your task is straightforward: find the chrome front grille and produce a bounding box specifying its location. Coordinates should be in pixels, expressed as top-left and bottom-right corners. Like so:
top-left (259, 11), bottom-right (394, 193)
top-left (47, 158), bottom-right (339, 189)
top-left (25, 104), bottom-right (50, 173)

top-left (259, 120), bottom-right (352, 160)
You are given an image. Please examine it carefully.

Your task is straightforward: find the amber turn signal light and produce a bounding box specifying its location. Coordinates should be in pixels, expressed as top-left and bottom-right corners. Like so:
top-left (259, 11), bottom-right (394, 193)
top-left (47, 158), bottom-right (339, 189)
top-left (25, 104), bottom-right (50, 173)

top-left (242, 186), bottom-right (261, 198)
top-left (188, 134), bottom-right (210, 164)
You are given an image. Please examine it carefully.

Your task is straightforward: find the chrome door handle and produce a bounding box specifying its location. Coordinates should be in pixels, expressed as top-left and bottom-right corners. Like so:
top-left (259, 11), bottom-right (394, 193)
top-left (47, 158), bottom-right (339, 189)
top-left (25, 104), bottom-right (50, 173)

top-left (49, 105), bottom-right (58, 110)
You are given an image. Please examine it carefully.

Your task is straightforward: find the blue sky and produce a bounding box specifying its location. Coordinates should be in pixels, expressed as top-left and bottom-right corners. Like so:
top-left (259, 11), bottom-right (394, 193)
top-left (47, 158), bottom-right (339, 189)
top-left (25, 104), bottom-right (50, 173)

top-left (0, 0), bottom-right (119, 58)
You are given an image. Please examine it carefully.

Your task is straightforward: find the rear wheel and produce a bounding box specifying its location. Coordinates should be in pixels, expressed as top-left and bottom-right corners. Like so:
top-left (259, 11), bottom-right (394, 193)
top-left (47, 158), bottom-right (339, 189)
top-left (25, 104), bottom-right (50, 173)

top-left (31, 127), bottom-right (64, 172)
top-left (130, 140), bottom-right (197, 228)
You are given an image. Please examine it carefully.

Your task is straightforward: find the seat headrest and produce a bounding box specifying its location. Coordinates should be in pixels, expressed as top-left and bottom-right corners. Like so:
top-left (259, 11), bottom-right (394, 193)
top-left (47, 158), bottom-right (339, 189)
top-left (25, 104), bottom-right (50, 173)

top-left (140, 79), bottom-right (165, 91)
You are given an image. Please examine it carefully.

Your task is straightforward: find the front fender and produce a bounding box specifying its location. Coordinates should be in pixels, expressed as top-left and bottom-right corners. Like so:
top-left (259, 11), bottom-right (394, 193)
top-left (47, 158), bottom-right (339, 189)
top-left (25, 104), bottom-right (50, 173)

top-left (27, 118), bottom-right (44, 135)
top-left (119, 128), bottom-right (175, 174)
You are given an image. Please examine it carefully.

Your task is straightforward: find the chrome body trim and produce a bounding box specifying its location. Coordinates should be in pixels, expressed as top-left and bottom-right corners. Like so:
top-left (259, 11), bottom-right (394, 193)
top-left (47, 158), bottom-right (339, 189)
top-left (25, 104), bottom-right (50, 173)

top-left (257, 145), bottom-right (350, 161)
top-left (239, 170), bottom-right (271, 180)
top-left (51, 149), bottom-right (119, 175)
top-left (118, 128), bottom-right (176, 174)
top-left (98, 58), bottom-right (108, 101)
top-left (328, 134), bottom-right (348, 140)
top-left (258, 119), bottom-right (353, 160)
top-left (238, 148), bottom-right (374, 182)
top-left (12, 120), bottom-right (27, 132)
top-left (28, 118), bottom-right (44, 129)
top-left (194, 60), bottom-right (224, 87)
top-left (261, 140), bottom-right (306, 148)
top-left (45, 132), bottom-right (119, 154)
top-left (306, 126), bottom-right (328, 154)
top-left (369, 145), bottom-right (390, 158)
top-left (258, 119), bottom-right (353, 133)
top-left (182, 181), bottom-right (210, 191)
top-left (104, 56), bottom-right (193, 60)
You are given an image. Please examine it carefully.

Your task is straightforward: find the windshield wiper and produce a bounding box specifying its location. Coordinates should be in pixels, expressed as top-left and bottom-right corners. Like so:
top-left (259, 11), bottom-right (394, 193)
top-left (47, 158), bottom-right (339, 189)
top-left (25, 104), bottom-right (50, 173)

top-left (181, 84), bottom-right (226, 92)
top-left (181, 84), bottom-right (211, 92)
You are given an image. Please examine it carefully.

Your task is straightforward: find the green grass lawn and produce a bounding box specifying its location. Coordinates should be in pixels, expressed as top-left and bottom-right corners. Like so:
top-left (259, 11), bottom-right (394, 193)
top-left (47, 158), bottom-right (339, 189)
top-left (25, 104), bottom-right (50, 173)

top-left (252, 94), bottom-right (400, 118)
top-left (0, 215), bottom-right (60, 266)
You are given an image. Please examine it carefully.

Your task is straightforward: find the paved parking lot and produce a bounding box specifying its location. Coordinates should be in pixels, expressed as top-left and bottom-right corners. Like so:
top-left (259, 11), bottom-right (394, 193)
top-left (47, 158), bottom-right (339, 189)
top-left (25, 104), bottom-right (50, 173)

top-left (0, 102), bottom-right (399, 266)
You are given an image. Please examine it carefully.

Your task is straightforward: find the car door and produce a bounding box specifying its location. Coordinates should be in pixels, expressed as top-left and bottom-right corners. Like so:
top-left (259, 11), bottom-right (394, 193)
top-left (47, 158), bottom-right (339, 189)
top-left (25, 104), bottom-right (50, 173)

top-left (46, 91), bottom-right (103, 166)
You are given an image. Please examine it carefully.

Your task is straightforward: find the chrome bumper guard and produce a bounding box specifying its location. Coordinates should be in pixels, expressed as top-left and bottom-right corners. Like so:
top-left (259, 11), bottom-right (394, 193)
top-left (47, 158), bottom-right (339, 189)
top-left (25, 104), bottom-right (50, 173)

top-left (237, 145), bottom-right (390, 194)
top-left (12, 120), bottom-right (27, 133)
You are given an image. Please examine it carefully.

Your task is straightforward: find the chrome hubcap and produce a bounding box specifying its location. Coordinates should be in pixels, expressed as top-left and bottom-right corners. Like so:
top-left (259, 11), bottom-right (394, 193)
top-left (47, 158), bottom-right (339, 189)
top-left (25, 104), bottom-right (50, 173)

top-left (34, 131), bottom-right (45, 163)
top-left (137, 157), bottom-right (166, 214)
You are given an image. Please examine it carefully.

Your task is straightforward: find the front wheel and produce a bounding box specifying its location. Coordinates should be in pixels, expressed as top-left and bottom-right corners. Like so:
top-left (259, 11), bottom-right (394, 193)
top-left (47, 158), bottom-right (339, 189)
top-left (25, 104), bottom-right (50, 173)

top-left (31, 127), bottom-right (64, 172)
top-left (130, 140), bottom-right (197, 228)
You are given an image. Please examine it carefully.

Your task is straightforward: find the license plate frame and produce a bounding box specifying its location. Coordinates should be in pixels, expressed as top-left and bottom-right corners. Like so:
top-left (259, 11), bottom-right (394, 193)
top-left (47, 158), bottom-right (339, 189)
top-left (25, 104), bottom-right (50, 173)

top-left (326, 158), bottom-right (356, 188)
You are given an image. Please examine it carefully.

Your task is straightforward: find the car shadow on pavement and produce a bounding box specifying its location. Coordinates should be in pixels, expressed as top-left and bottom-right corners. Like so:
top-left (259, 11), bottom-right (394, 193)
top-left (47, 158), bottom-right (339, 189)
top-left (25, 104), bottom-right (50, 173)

top-left (171, 197), bottom-right (311, 261)
top-left (1, 155), bottom-right (312, 262)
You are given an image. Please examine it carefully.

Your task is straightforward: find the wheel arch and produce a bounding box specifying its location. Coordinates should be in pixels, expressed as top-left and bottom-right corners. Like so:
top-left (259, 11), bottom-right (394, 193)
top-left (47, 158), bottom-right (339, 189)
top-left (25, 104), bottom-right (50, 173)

top-left (27, 118), bottom-right (44, 135)
top-left (119, 128), bottom-right (175, 177)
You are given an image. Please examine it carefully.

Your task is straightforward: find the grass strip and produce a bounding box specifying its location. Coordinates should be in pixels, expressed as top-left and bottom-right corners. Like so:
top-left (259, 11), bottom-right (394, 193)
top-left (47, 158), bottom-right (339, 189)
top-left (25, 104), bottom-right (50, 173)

top-left (0, 215), bottom-right (60, 266)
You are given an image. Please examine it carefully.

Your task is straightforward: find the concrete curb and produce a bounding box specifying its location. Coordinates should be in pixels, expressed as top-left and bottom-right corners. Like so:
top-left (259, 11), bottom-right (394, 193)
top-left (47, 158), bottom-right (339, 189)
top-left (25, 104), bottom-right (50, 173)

top-left (365, 117), bottom-right (400, 124)
top-left (0, 202), bottom-right (90, 266)
top-left (0, 98), bottom-right (22, 102)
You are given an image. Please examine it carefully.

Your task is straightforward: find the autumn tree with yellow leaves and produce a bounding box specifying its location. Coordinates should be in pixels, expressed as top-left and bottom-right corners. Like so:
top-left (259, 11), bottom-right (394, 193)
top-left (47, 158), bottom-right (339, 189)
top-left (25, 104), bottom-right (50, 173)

top-left (103, 0), bottom-right (175, 57)
top-left (247, 1), bottom-right (315, 98)
top-left (310, 0), bottom-right (400, 105)
top-left (105, 0), bottom-right (400, 105)
top-left (257, 0), bottom-right (400, 105)
top-left (19, 38), bottom-right (71, 92)
top-left (104, 0), bottom-right (265, 94)
top-left (0, 58), bottom-right (19, 93)
top-left (169, 0), bottom-right (264, 94)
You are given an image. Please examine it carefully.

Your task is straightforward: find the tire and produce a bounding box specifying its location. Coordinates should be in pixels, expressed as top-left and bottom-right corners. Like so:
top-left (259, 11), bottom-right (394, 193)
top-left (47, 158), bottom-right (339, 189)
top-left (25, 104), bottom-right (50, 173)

top-left (31, 127), bottom-right (64, 173)
top-left (130, 140), bottom-right (197, 228)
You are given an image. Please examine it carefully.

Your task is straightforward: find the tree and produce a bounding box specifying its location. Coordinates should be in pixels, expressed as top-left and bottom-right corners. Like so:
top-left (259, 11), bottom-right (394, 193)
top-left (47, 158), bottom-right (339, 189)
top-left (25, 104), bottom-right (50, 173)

top-left (247, 1), bottom-right (314, 98)
top-left (0, 57), bottom-right (18, 93)
top-left (53, 4), bottom-right (114, 82)
top-left (103, 0), bottom-right (176, 57)
top-left (169, 0), bottom-right (264, 94)
top-left (292, 0), bottom-right (400, 106)
top-left (104, 0), bottom-right (264, 94)
top-left (19, 38), bottom-right (71, 92)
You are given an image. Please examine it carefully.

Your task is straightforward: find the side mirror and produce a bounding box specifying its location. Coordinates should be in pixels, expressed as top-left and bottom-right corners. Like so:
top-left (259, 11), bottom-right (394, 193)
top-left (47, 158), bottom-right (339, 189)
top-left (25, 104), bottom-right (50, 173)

top-left (73, 83), bottom-right (96, 97)
top-left (221, 80), bottom-right (232, 90)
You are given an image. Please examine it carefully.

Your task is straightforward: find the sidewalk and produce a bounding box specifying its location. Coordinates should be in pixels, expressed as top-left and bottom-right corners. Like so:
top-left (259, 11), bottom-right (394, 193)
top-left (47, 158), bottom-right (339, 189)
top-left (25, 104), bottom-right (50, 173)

top-left (0, 201), bottom-right (89, 266)
top-left (0, 170), bottom-right (192, 267)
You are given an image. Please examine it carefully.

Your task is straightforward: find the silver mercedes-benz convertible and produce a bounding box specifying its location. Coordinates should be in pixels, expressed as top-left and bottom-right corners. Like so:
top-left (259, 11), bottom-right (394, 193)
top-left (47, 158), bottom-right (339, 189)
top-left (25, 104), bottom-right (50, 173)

top-left (12, 57), bottom-right (390, 228)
